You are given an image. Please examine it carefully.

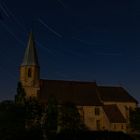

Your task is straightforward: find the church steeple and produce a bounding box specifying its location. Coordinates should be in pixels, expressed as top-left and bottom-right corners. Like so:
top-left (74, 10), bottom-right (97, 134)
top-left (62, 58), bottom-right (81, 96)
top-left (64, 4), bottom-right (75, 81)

top-left (20, 32), bottom-right (40, 98)
top-left (22, 32), bottom-right (39, 66)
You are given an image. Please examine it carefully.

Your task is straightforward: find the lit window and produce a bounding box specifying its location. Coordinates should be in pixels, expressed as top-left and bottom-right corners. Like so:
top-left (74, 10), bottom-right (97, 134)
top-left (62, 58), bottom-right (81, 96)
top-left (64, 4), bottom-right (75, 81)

top-left (95, 107), bottom-right (100, 115)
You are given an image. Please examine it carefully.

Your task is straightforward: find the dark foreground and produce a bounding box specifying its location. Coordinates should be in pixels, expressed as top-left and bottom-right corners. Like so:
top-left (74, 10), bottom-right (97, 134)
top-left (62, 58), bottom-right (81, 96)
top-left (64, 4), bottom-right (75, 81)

top-left (1, 129), bottom-right (137, 140)
top-left (55, 131), bottom-right (134, 140)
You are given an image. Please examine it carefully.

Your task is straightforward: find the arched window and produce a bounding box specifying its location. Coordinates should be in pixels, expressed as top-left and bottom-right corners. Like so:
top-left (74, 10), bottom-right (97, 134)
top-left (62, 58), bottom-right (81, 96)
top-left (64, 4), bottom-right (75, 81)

top-left (28, 68), bottom-right (32, 77)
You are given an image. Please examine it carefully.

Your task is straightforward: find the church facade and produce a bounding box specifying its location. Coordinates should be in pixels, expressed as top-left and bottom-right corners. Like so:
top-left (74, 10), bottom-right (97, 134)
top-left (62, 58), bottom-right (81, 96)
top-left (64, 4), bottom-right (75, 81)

top-left (19, 32), bottom-right (138, 133)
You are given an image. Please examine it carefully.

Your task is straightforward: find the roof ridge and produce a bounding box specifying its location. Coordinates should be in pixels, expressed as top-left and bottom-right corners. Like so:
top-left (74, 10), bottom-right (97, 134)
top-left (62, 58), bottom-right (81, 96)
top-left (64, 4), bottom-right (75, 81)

top-left (40, 79), bottom-right (97, 84)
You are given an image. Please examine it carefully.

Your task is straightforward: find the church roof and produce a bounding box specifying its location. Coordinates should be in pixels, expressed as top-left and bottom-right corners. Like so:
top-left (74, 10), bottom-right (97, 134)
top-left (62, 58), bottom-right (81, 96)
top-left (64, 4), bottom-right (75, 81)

top-left (21, 32), bottom-right (39, 66)
top-left (38, 79), bottom-right (102, 106)
top-left (103, 104), bottom-right (126, 123)
top-left (98, 86), bottom-right (138, 103)
top-left (38, 80), bottom-right (138, 105)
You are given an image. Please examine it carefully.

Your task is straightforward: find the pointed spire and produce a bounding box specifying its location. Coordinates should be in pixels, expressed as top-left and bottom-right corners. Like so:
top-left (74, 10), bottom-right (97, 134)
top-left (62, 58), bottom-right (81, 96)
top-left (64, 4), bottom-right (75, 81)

top-left (22, 32), bottom-right (39, 66)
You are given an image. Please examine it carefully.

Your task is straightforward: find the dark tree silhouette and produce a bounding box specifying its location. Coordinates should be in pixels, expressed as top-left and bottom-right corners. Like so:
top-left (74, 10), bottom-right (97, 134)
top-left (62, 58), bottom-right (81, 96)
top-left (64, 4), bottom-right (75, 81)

top-left (15, 82), bottom-right (26, 105)
top-left (24, 98), bottom-right (42, 129)
top-left (0, 100), bottom-right (26, 139)
top-left (130, 108), bottom-right (140, 132)
top-left (45, 96), bottom-right (58, 133)
top-left (57, 103), bottom-right (85, 132)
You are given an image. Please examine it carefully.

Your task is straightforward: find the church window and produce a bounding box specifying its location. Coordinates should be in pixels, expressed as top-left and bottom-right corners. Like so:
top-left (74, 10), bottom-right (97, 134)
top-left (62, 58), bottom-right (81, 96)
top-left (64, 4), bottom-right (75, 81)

top-left (95, 107), bottom-right (100, 115)
top-left (28, 68), bottom-right (32, 77)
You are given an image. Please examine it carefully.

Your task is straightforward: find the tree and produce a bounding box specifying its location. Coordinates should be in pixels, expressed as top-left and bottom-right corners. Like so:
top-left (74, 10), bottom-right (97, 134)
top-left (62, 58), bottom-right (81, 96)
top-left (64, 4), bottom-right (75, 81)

top-left (45, 96), bottom-right (58, 133)
top-left (0, 100), bottom-right (26, 139)
top-left (25, 98), bottom-right (42, 129)
top-left (15, 82), bottom-right (26, 105)
top-left (130, 108), bottom-right (140, 132)
top-left (57, 103), bottom-right (85, 132)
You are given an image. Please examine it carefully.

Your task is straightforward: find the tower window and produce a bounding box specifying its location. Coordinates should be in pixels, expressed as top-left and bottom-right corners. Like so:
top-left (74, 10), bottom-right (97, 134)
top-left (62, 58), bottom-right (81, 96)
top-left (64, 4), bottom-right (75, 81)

top-left (28, 68), bottom-right (32, 77)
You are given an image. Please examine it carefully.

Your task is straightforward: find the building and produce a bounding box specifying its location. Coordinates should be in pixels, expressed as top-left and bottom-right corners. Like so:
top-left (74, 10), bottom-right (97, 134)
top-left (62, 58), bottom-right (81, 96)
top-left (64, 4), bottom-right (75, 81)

top-left (19, 32), bottom-right (138, 133)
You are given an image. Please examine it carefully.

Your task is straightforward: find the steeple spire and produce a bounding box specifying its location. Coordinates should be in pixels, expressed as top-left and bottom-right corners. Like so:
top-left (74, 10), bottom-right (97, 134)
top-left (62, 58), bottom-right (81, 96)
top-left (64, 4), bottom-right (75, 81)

top-left (22, 32), bottom-right (39, 66)
top-left (20, 31), bottom-right (40, 97)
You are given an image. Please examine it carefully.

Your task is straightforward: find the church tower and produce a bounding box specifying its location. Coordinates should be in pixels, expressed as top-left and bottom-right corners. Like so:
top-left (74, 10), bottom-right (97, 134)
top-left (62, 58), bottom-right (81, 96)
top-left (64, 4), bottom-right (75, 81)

top-left (20, 32), bottom-right (40, 98)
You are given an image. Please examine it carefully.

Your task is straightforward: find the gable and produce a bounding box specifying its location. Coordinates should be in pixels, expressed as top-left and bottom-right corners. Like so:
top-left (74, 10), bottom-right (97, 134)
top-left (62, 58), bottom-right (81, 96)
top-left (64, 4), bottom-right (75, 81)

top-left (103, 105), bottom-right (126, 123)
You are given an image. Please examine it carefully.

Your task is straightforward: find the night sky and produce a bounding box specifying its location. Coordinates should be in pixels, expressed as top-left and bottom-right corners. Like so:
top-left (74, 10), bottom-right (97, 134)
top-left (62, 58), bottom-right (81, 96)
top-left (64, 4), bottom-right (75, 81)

top-left (0, 0), bottom-right (140, 102)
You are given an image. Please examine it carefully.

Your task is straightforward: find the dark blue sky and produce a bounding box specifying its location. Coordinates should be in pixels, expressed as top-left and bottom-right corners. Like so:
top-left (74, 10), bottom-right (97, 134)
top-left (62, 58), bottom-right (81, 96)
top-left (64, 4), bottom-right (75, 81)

top-left (0, 0), bottom-right (140, 102)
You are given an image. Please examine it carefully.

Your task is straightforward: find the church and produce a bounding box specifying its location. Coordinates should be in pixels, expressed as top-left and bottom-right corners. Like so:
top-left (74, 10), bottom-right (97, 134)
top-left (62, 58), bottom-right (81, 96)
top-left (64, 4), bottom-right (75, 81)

top-left (19, 32), bottom-right (138, 133)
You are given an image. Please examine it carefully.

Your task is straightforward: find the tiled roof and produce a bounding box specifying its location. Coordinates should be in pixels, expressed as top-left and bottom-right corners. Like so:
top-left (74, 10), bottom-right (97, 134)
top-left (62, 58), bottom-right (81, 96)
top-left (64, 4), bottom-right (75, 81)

top-left (38, 79), bottom-right (102, 106)
top-left (103, 105), bottom-right (126, 123)
top-left (98, 86), bottom-right (138, 103)
top-left (38, 80), bottom-right (138, 106)
top-left (21, 32), bottom-right (39, 66)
